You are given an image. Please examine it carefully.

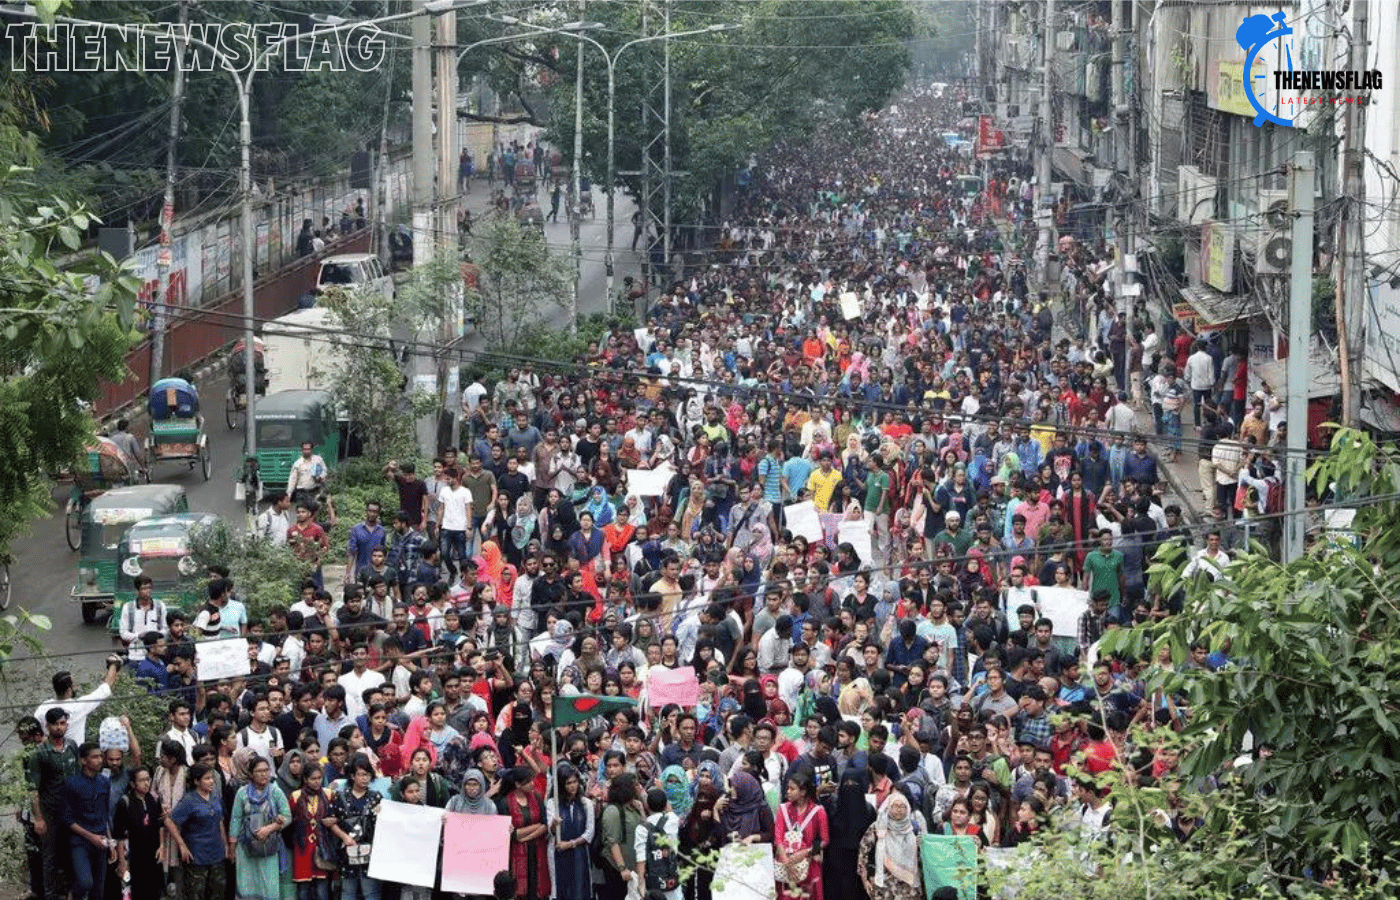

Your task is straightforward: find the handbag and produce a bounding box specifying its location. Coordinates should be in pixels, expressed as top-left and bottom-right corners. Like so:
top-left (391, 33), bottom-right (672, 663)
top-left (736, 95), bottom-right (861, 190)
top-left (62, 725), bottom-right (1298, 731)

top-left (241, 787), bottom-right (281, 858)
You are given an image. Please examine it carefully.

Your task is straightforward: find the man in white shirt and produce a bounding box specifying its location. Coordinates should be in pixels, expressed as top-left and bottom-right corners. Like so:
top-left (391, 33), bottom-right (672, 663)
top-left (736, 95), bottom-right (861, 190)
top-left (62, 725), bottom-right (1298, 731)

top-left (756, 614), bottom-right (793, 673)
top-left (285, 441), bottom-right (328, 505)
top-left (337, 644), bottom-right (386, 719)
top-left (1183, 340), bottom-right (1216, 427)
top-left (118, 576), bottom-right (168, 663)
top-left (634, 788), bottom-right (682, 900)
top-left (237, 695), bottom-right (284, 765)
top-left (436, 468), bottom-right (474, 582)
top-left (164, 699), bottom-right (199, 765)
top-left (34, 659), bottom-right (120, 744)
top-left (255, 491), bottom-right (294, 545)
top-left (460, 379), bottom-right (488, 414)
top-left (777, 644), bottom-right (811, 712)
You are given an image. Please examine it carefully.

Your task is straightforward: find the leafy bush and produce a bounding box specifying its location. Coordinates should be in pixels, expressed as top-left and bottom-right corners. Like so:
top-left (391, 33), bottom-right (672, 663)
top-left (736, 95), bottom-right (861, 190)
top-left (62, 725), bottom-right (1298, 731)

top-left (188, 519), bottom-right (310, 620)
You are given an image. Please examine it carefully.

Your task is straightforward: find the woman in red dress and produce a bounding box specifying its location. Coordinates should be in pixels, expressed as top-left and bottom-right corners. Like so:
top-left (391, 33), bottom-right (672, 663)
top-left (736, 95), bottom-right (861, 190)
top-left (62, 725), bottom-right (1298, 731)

top-left (505, 766), bottom-right (551, 900)
top-left (289, 763), bottom-right (334, 900)
top-left (775, 771), bottom-right (829, 900)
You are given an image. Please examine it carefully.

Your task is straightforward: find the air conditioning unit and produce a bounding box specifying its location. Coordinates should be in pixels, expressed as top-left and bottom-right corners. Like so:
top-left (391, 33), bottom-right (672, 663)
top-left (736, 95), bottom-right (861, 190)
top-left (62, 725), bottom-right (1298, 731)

top-left (1177, 165), bottom-right (1217, 225)
top-left (1255, 188), bottom-right (1291, 275)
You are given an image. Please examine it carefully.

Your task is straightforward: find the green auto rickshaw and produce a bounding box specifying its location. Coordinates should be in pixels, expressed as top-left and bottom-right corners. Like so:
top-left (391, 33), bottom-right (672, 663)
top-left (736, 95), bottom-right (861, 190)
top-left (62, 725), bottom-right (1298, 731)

top-left (253, 390), bottom-right (338, 498)
top-left (110, 512), bottom-right (219, 638)
top-left (72, 483), bottom-right (188, 624)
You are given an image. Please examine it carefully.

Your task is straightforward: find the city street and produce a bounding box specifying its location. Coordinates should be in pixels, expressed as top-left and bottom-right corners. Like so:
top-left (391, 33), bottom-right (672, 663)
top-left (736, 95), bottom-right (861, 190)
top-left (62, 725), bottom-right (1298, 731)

top-left (1, 190), bottom-right (642, 706)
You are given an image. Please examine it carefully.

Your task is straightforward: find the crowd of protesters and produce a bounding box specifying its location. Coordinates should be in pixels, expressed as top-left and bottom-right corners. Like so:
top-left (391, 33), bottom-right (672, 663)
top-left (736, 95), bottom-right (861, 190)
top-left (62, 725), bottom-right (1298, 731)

top-left (21, 85), bottom-right (1276, 900)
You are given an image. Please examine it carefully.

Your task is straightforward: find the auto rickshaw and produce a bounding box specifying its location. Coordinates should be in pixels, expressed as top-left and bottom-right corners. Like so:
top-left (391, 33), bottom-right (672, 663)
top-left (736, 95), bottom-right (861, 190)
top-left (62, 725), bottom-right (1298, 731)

top-left (64, 435), bottom-right (139, 551)
top-left (71, 483), bottom-right (188, 623)
top-left (253, 390), bottom-right (338, 499)
top-left (109, 512), bottom-right (218, 638)
top-left (226, 338), bottom-right (268, 429)
top-left (146, 377), bottom-right (211, 481)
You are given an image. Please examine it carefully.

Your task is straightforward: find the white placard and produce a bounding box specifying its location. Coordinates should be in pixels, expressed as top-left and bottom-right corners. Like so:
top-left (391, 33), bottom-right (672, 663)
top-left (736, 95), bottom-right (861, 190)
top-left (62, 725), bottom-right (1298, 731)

top-left (196, 638), bottom-right (249, 682)
top-left (783, 501), bottom-right (824, 542)
top-left (625, 465), bottom-right (674, 497)
top-left (711, 842), bottom-right (776, 900)
top-left (839, 291), bottom-right (861, 320)
top-left (367, 800), bottom-right (445, 887)
top-left (1035, 586), bottom-right (1090, 638)
top-left (634, 327), bottom-right (654, 353)
top-left (837, 519), bottom-right (874, 565)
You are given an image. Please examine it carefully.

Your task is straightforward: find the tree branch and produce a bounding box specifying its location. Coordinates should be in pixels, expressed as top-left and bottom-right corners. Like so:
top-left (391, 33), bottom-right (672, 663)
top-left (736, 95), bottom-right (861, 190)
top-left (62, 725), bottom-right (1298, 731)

top-left (457, 110), bottom-right (544, 127)
top-left (496, 45), bottom-right (560, 73)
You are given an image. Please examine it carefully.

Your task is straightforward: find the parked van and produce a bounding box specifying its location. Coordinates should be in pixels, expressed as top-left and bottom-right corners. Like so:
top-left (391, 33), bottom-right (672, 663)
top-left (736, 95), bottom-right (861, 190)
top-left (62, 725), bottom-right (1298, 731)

top-left (316, 253), bottom-right (394, 302)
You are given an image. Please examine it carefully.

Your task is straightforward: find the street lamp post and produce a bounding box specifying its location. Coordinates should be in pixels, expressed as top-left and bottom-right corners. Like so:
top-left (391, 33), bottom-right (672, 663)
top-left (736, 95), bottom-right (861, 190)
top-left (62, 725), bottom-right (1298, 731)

top-left (2, 2), bottom-right (465, 468)
top-left (554, 24), bottom-right (739, 316)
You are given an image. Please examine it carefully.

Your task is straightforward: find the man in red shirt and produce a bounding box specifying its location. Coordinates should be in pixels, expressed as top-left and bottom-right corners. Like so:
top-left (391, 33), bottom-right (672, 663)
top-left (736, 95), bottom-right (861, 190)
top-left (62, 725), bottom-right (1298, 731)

top-left (287, 501), bottom-right (330, 587)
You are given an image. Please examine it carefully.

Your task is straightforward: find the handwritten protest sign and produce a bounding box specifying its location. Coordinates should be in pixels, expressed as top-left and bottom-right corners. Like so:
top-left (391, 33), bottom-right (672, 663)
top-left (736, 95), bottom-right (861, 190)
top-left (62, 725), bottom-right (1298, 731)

top-left (837, 519), bottom-right (874, 565)
top-left (1035, 586), bottom-right (1089, 638)
top-left (783, 501), bottom-right (824, 542)
top-left (440, 812), bottom-right (510, 895)
top-left (648, 665), bottom-right (699, 708)
top-left (368, 800), bottom-right (444, 887)
top-left (625, 465), bottom-right (674, 497)
top-left (196, 638), bottom-right (248, 682)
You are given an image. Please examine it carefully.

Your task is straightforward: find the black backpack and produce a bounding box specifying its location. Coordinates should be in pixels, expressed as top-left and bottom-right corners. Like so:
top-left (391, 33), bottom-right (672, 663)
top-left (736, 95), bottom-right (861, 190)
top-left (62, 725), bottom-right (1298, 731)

top-left (643, 813), bottom-right (679, 892)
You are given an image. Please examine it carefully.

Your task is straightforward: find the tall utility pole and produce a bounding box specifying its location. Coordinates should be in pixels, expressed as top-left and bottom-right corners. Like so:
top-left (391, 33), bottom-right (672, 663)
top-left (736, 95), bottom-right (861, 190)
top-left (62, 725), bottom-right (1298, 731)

top-left (151, 0), bottom-right (189, 386)
top-left (370, 0), bottom-right (395, 268)
top-left (435, 6), bottom-right (458, 450)
top-left (1282, 152), bottom-right (1315, 564)
top-left (1334, 0), bottom-right (1368, 427)
top-left (661, 1), bottom-right (673, 283)
top-left (569, 0), bottom-right (585, 331)
top-left (410, 1), bottom-right (435, 277)
top-left (1036, 0), bottom-right (1056, 288)
top-left (410, 0), bottom-right (436, 454)
top-left (1110, 0), bottom-right (1130, 318)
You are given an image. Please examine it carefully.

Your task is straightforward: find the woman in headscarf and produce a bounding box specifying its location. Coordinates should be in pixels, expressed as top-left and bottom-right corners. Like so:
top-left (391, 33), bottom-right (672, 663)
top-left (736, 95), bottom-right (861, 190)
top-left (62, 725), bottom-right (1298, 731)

top-left (858, 792), bottom-right (922, 900)
top-left (660, 764), bottom-right (694, 821)
top-left (583, 486), bottom-right (617, 527)
top-left (228, 754), bottom-right (291, 900)
top-left (838, 678), bottom-right (874, 717)
top-left (447, 769), bottom-right (497, 815)
top-left (682, 762), bottom-right (724, 900)
top-left (740, 678), bottom-right (768, 723)
top-left (747, 522), bottom-right (775, 567)
top-left (276, 749), bottom-right (306, 797)
top-left (715, 771), bottom-right (774, 845)
top-left (506, 495), bottom-right (538, 568)
top-left (826, 775), bottom-right (876, 900)
top-left (679, 477), bottom-right (708, 539)
top-left (618, 435), bottom-right (644, 469)
top-left (568, 511), bottom-right (609, 575)
top-left (547, 762), bottom-right (594, 900)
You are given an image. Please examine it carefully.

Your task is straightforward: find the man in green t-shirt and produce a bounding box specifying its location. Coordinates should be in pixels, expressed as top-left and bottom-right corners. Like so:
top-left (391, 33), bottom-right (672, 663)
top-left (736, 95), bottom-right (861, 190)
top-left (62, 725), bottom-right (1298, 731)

top-left (863, 455), bottom-right (891, 563)
top-left (1081, 528), bottom-right (1126, 616)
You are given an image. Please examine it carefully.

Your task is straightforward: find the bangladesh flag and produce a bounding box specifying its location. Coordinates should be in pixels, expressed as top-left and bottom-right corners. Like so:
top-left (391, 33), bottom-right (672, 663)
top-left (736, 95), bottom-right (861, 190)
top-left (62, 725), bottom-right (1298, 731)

top-left (552, 694), bottom-right (638, 727)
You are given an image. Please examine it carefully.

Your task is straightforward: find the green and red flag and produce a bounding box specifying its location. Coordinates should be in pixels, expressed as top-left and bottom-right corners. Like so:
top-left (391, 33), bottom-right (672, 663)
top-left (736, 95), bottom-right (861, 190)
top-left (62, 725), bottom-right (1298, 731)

top-left (552, 693), bottom-right (637, 728)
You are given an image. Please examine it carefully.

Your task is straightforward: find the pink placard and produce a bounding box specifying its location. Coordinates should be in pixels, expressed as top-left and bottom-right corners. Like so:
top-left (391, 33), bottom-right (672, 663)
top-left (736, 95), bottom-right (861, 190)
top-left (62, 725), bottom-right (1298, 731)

top-left (648, 665), bottom-right (700, 708)
top-left (441, 812), bottom-right (511, 895)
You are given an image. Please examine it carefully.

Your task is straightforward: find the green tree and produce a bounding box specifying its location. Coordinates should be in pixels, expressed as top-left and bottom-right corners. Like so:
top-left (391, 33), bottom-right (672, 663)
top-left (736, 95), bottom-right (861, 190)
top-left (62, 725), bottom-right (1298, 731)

top-left (189, 519), bottom-right (310, 620)
top-left (1095, 427), bottom-right (1400, 895)
top-left (468, 210), bottom-right (571, 349)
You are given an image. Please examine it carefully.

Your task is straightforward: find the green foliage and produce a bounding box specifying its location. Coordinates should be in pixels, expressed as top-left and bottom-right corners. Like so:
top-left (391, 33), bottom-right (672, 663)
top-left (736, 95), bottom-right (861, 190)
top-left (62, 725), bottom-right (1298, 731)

top-left (1096, 427), bottom-right (1400, 894)
top-left (188, 519), bottom-right (311, 620)
top-left (546, 1), bottom-right (913, 222)
top-left (0, 172), bottom-right (141, 558)
top-left (112, 670), bottom-right (174, 765)
top-left (468, 211), bottom-right (572, 349)
top-left (461, 312), bottom-right (616, 388)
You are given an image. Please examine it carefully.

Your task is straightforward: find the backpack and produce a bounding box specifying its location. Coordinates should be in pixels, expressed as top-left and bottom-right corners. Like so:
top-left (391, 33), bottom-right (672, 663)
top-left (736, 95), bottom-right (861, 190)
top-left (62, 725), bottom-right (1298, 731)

top-left (643, 813), bottom-right (679, 892)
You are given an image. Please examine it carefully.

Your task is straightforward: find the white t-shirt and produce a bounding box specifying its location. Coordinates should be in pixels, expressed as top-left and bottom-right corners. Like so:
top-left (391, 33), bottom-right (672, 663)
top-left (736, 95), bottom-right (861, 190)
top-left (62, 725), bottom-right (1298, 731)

top-left (35, 682), bottom-right (112, 744)
top-left (338, 669), bottom-right (386, 719)
top-left (439, 485), bottom-right (474, 532)
top-left (634, 812), bottom-right (682, 900)
top-left (461, 382), bottom-right (488, 412)
top-left (238, 723), bottom-right (284, 766)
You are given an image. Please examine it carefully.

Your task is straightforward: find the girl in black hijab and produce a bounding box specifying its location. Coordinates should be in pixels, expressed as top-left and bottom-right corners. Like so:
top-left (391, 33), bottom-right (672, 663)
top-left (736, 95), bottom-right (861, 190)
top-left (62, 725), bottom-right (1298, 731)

top-left (825, 773), bottom-right (877, 900)
top-left (741, 678), bottom-right (768, 723)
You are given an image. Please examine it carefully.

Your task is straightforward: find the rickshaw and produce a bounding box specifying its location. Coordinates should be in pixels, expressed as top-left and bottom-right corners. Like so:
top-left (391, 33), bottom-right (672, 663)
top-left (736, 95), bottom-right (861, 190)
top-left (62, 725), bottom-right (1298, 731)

top-left (64, 435), bottom-right (139, 551)
top-left (253, 390), bottom-right (338, 499)
top-left (109, 512), bottom-right (218, 638)
top-left (71, 483), bottom-right (188, 623)
top-left (146, 377), bottom-right (211, 481)
top-left (225, 338), bottom-right (268, 429)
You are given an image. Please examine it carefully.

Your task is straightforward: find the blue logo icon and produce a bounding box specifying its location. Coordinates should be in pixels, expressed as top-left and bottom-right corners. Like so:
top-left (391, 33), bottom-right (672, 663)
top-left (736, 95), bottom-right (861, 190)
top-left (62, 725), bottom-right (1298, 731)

top-left (1236, 12), bottom-right (1295, 128)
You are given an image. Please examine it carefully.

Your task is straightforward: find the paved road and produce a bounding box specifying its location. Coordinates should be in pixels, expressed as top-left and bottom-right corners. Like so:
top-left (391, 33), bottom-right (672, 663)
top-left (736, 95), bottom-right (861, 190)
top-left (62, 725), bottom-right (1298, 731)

top-left (1, 192), bottom-right (642, 709)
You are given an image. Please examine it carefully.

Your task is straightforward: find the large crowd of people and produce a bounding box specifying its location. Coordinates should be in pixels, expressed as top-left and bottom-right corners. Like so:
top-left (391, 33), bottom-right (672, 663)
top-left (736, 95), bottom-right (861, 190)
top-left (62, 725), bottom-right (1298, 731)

top-left (23, 85), bottom-right (1280, 900)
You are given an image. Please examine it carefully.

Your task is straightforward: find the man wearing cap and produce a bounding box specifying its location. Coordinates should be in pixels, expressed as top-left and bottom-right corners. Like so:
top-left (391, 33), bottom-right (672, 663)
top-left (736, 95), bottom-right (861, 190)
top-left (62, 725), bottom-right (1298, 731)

top-left (931, 510), bottom-right (973, 559)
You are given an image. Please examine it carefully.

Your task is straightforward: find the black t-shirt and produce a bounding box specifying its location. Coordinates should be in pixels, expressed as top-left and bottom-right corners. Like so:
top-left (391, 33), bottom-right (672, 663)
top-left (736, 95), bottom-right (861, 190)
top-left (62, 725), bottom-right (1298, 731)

top-left (393, 475), bottom-right (429, 522)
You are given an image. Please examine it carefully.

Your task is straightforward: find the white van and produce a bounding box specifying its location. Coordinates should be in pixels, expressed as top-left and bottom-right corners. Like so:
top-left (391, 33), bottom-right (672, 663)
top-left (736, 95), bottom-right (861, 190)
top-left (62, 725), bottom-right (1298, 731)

top-left (316, 253), bottom-right (394, 303)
